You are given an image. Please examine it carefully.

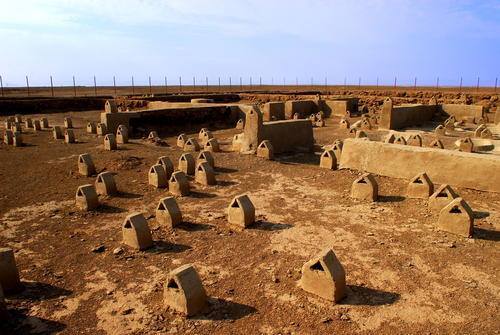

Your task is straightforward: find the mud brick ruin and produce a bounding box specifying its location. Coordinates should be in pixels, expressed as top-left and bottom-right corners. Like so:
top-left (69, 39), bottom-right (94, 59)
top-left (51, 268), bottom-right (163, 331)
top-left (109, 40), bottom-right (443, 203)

top-left (149, 164), bottom-right (168, 188)
top-left (0, 248), bottom-right (23, 294)
top-left (169, 171), bottom-right (190, 196)
top-left (122, 213), bottom-right (153, 250)
top-left (78, 153), bottom-right (96, 176)
top-left (351, 173), bottom-right (378, 201)
top-left (227, 194), bottom-right (255, 230)
top-left (75, 184), bottom-right (99, 211)
top-left (156, 197), bottom-right (182, 229)
top-left (95, 171), bottom-right (118, 196)
top-left (163, 264), bottom-right (207, 316)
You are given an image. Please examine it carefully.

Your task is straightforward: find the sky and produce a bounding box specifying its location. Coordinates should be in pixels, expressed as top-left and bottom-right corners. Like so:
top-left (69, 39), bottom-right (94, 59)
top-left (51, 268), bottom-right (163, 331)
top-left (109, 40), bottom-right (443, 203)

top-left (0, 0), bottom-right (499, 87)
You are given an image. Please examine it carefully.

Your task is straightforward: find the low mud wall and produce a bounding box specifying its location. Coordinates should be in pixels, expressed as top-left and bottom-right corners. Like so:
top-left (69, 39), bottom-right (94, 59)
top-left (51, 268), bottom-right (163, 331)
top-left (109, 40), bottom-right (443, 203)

top-left (0, 97), bottom-right (110, 115)
top-left (339, 138), bottom-right (500, 193)
top-left (262, 102), bottom-right (285, 121)
top-left (320, 98), bottom-right (359, 116)
top-left (284, 100), bottom-right (318, 119)
top-left (261, 120), bottom-right (314, 153)
top-left (379, 98), bottom-right (437, 130)
top-left (440, 104), bottom-right (484, 121)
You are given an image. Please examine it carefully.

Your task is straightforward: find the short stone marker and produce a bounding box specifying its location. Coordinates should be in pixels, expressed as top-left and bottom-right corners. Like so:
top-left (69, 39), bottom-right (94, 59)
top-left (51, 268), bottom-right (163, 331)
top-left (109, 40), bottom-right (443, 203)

top-left (435, 125), bottom-right (446, 136)
top-left (104, 134), bottom-right (117, 151)
top-left (148, 131), bottom-right (159, 140)
top-left (116, 125), bottom-right (129, 144)
top-left (78, 153), bottom-right (96, 176)
top-left (355, 130), bottom-right (368, 139)
top-left (320, 150), bottom-right (337, 170)
top-left (95, 171), bottom-right (118, 196)
top-left (257, 140), bottom-right (274, 160)
top-left (407, 134), bottom-right (423, 147)
top-left (11, 122), bottom-right (22, 133)
top-left (87, 122), bottom-right (97, 134)
top-left (458, 137), bottom-right (474, 153)
top-left (65, 129), bottom-right (75, 144)
top-left (14, 115), bottom-right (22, 123)
top-left (429, 184), bottom-right (458, 212)
top-left (195, 161), bottom-right (216, 186)
top-left (40, 117), bottom-right (49, 129)
top-left (236, 118), bottom-right (244, 129)
top-left (105, 100), bottom-right (118, 113)
top-left (351, 173), bottom-right (378, 201)
top-left (0, 248), bottom-right (23, 294)
top-left (122, 213), bottom-right (153, 250)
top-left (149, 164), bottom-right (168, 188)
top-left (97, 123), bottom-right (107, 136)
top-left (169, 171), bottom-right (190, 196)
top-left (339, 118), bottom-right (350, 129)
top-left (157, 156), bottom-right (174, 179)
top-left (332, 140), bottom-right (343, 160)
top-left (3, 130), bottom-right (13, 145)
top-left (177, 133), bottom-right (187, 148)
top-left (183, 138), bottom-right (200, 152)
top-left (156, 197), bottom-right (182, 229)
top-left (12, 132), bottom-right (23, 147)
top-left (300, 248), bottom-right (346, 302)
top-left (227, 194), bottom-right (255, 230)
top-left (64, 117), bottom-right (73, 129)
top-left (474, 124), bottom-right (486, 138)
top-left (429, 138), bottom-right (444, 149)
top-left (438, 197), bottom-right (474, 237)
top-left (75, 184), bottom-right (99, 211)
top-left (53, 126), bottom-right (64, 140)
top-left (197, 151), bottom-right (215, 168)
top-left (164, 264), bottom-right (207, 316)
top-left (204, 138), bottom-right (220, 152)
top-left (407, 172), bottom-right (434, 199)
top-left (394, 136), bottom-right (407, 145)
top-left (480, 128), bottom-right (493, 139)
top-left (178, 153), bottom-right (196, 175)
top-left (384, 133), bottom-right (396, 144)
top-left (33, 119), bottom-right (41, 131)
top-left (24, 118), bottom-right (33, 128)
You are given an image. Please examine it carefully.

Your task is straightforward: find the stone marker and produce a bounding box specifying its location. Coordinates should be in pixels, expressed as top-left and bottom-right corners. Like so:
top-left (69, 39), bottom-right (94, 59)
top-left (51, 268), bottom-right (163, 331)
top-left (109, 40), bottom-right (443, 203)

top-left (236, 118), bottom-right (244, 130)
top-left (157, 156), bottom-right (174, 179)
top-left (122, 213), bottom-right (153, 250)
top-left (97, 123), bottom-right (107, 136)
top-left (384, 133), bottom-right (396, 144)
top-left (437, 197), bottom-right (474, 237)
top-left (164, 264), bottom-right (207, 316)
top-left (65, 129), bottom-right (75, 144)
top-left (183, 138), bottom-right (200, 152)
top-left (429, 184), bottom-right (458, 212)
top-left (53, 126), bottom-right (64, 140)
top-left (14, 115), bottom-right (22, 123)
top-left (148, 131), bottom-right (159, 140)
top-left (87, 122), bottom-right (97, 134)
top-left (149, 164), bottom-right (168, 188)
top-left (156, 197), bottom-right (182, 229)
top-left (444, 117), bottom-right (455, 130)
top-left (105, 100), bottom-right (118, 113)
top-left (351, 173), bottom-right (378, 201)
top-left (340, 118), bottom-right (350, 129)
top-left (332, 140), bottom-right (343, 160)
top-left (300, 248), bottom-right (346, 302)
top-left (3, 130), bottom-right (13, 145)
top-left (64, 117), bottom-right (73, 129)
top-left (227, 194), bottom-right (255, 230)
top-left (11, 122), bottom-right (22, 133)
top-left (4, 120), bottom-right (12, 130)
top-left (232, 134), bottom-right (242, 152)
top-left (355, 130), bottom-right (368, 139)
top-left (474, 124), bottom-right (486, 137)
top-left (95, 171), bottom-right (118, 196)
top-left (198, 128), bottom-right (209, 140)
top-left (197, 151), bottom-right (215, 168)
top-left (177, 133), bottom-right (187, 148)
top-left (12, 132), bottom-right (23, 147)
top-left (0, 248), bottom-right (23, 294)
top-left (116, 125), bottom-right (129, 144)
top-left (195, 161), bottom-right (216, 186)
top-left (458, 137), bottom-right (474, 153)
top-left (75, 184), bottom-right (99, 211)
top-left (40, 117), bottom-right (49, 129)
top-left (480, 128), bottom-right (493, 139)
top-left (199, 129), bottom-right (213, 144)
top-left (78, 153), bottom-right (96, 176)
top-left (315, 119), bottom-right (325, 127)
top-left (104, 134), bottom-right (117, 151)
top-left (429, 138), bottom-right (444, 149)
top-left (407, 172), bottom-right (434, 199)
top-left (320, 150), bottom-right (337, 170)
top-left (435, 125), bottom-right (446, 136)
top-left (407, 134), bottom-right (423, 147)
top-left (256, 140), bottom-right (274, 160)
top-left (24, 118), bottom-right (33, 128)
top-left (204, 138), bottom-right (220, 152)
top-left (293, 113), bottom-right (300, 120)
top-left (33, 119), bottom-right (41, 131)
top-left (169, 171), bottom-right (190, 196)
top-left (360, 118), bottom-right (372, 130)
top-left (178, 153), bottom-right (196, 175)
top-left (394, 136), bottom-right (407, 145)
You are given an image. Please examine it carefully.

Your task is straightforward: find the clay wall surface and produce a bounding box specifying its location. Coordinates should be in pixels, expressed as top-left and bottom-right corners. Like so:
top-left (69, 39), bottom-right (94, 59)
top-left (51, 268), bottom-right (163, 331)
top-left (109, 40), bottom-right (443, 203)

top-left (440, 104), bottom-right (484, 121)
top-left (379, 104), bottom-right (437, 130)
top-left (262, 102), bottom-right (285, 121)
top-left (261, 119), bottom-right (314, 153)
top-left (339, 138), bottom-right (500, 193)
top-left (284, 100), bottom-right (318, 119)
top-left (320, 98), bottom-right (359, 116)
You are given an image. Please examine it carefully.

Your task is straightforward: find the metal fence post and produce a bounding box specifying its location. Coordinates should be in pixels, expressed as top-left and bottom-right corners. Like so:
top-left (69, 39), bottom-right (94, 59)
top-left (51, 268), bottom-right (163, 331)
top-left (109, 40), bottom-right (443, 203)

top-left (149, 76), bottom-right (152, 95)
top-left (179, 76), bottom-right (182, 93)
top-left (165, 76), bottom-right (168, 94)
top-left (93, 75), bottom-right (97, 96)
top-left (113, 76), bottom-right (117, 96)
top-left (476, 77), bottom-right (480, 92)
top-left (26, 75), bottom-right (30, 96)
top-left (73, 75), bottom-right (76, 97)
top-left (132, 76), bottom-right (135, 95)
top-left (50, 75), bottom-right (54, 97)
top-left (0, 75), bottom-right (3, 97)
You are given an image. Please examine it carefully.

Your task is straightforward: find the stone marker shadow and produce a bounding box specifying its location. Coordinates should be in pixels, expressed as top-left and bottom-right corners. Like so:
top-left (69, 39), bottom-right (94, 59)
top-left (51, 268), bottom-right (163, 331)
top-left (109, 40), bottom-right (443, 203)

top-left (250, 220), bottom-right (293, 231)
top-left (194, 298), bottom-right (257, 321)
top-left (4, 310), bottom-right (66, 335)
top-left (146, 241), bottom-right (191, 254)
top-left (340, 285), bottom-right (400, 306)
top-left (474, 227), bottom-right (500, 242)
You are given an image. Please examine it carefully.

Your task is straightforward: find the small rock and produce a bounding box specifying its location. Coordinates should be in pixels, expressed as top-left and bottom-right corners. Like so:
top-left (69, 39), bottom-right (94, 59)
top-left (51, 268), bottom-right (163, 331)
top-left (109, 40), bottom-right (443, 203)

top-left (449, 242), bottom-right (456, 248)
top-left (321, 317), bottom-right (333, 323)
top-left (121, 308), bottom-right (134, 315)
top-left (92, 245), bottom-right (106, 253)
top-left (340, 313), bottom-right (350, 321)
top-left (272, 275), bottom-right (280, 283)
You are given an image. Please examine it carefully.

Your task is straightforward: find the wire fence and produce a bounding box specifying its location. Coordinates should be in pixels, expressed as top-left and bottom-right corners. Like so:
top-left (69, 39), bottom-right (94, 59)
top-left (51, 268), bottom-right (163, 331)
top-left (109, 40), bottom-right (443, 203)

top-left (0, 75), bottom-right (498, 98)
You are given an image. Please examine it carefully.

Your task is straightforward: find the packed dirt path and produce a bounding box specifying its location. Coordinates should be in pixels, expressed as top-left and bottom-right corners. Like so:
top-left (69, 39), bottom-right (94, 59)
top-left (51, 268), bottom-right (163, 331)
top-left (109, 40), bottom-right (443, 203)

top-left (1, 110), bottom-right (499, 334)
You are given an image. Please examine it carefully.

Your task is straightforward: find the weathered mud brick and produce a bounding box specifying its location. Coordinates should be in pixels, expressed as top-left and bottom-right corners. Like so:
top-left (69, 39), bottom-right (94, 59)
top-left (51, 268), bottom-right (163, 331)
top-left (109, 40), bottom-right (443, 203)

top-left (197, 151), bottom-right (215, 168)
top-left (438, 197), bottom-right (474, 237)
top-left (320, 150), bottom-right (337, 170)
top-left (407, 172), bottom-right (434, 199)
top-left (0, 248), bottom-right (23, 294)
top-left (177, 133), bottom-right (187, 148)
top-left (148, 164), bottom-right (168, 188)
top-left (351, 173), bottom-right (378, 201)
top-left (195, 161), bottom-right (216, 186)
top-left (104, 134), bottom-right (117, 150)
top-left (78, 153), bottom-right (96, 176)
top-left (122, 213), bottom-right (153, 250)
top-left (164, 264), bottom-right (207, 316)
top-left (256, 140), bottom-right (274, 160)
top-left (156, 197), bottom-right (182, 229)
top-left (178, 153), bottom-right (195, 175)
top-left (157, 156), bottom-right (174, 179)
top-left (204, 138), bottom-right (220, 152)
top-left (300, 248), bottom-right (346, 302)
top-left (429, 184), bottom-right (458, 212)
top-left (227, 194), bottom-right (255, 230)
top-left (75, 184), bottom-right (99, 211)
top-left (95, 171), bottom-right (118, 196)
top-left (183, 138), bottom-right (200, 152)
top-left (53, 126), bottom-right (64, 139)
top-left (65, 129), bottom-right (75, 143)
top-left (169, 171), bottom-right (190, 196)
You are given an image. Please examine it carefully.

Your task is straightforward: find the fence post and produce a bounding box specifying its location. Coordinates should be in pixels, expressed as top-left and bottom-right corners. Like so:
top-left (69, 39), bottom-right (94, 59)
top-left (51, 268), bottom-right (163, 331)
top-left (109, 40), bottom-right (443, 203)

top-left (93, 75), bottom-right (97, 96)
top-left (218, 77), bottom-right (221, 92)
top-left (414, 77), bottom-right (417, 89)
top-left (476, 77), bottom-right (480, 92)
top-left (50, 75), bottom-right (54, 97)
top-left (495, 77), bottom-right (498, 93)
top-left (149, 76), bottom-right (152, 95)
top-left (394, 76), bottom-right (397, 89)
top-left (26, 75), bottom-right (30, 96)
top-left (73, 75), bottom-right (76, 97)
top-left (376, 77), bottom-right (379, 88)
top-left (229, 77), bottom-right (232, 91)
top-left (113, 76), bottom-right (116, 96)
top-left (436, 77), bottom-right (439, 89)
top-left (132, 76), bottom-right (135, 95)
top-left (250, 76), bottom-right (252, 89)
top-left (179, 76), bottom-right (182, 93)
top-left (260, 76), bottom-right (262, 87)
top-left (165, 76), bottom-right (168, 94)
top-left (205, 76), bottom-right (208, 92)
top-left (344, 77), bottom-right (346, 89)
top-left (192, 76), bottom-right (195, 90)
top-left (240, 77), bottom-right (242, 90)
top-left (295, 77), bottom-right (298, 88)
top-left (0, 75), bottom-right (3, 97)
top-left (459, 77), bottom-right (462, 93)
top-left (358, 77), bottom-right (361, 88)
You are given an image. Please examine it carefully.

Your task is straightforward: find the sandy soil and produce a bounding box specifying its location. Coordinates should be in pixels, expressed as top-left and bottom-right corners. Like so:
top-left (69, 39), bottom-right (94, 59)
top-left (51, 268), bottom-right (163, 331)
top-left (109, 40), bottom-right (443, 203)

top-left (0, 109), bottom-right (499, 335)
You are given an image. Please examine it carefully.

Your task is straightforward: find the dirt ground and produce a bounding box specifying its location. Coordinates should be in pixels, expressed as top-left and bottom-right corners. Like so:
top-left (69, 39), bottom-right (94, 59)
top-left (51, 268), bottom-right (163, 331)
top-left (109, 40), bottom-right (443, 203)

top-left (0, 108), bottom-right (499, 335)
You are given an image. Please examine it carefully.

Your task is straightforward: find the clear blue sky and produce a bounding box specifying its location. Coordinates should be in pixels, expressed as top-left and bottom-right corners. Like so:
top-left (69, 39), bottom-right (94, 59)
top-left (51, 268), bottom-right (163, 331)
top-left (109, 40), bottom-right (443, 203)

top-left (1, 0), bottom-right (499, 87)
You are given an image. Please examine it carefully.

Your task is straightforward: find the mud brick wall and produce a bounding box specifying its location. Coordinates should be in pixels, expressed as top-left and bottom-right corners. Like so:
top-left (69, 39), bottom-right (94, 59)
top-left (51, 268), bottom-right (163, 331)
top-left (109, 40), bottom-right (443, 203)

top-left (320, 98), bottom-right (359, 117)
top-left (284, 100), bottom-right (318, 119)
top-left (262, 102), bottom-right (285, 121)
top-left (0, 97), bottom-right (110, 115)
top-left (380, 104), bottom-right (437, 130)
top-left (339, 138), bottom-right (500, 193)
top-left (440, 104), bottom-right (484, 121)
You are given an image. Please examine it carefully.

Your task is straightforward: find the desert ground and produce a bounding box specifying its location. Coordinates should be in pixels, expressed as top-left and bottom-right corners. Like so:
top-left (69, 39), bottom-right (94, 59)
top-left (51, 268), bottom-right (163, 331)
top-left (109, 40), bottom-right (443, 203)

top-left (0, 91), bottom-right (499, 334)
